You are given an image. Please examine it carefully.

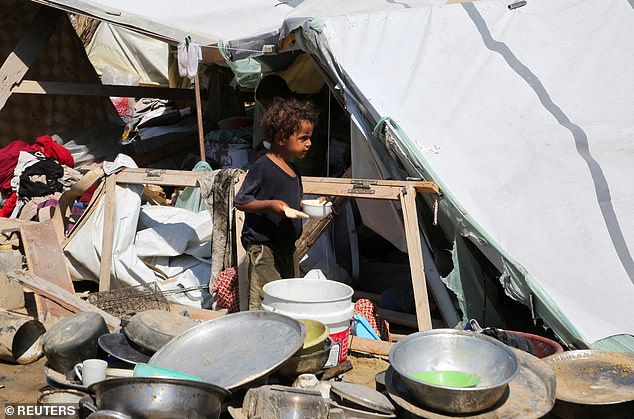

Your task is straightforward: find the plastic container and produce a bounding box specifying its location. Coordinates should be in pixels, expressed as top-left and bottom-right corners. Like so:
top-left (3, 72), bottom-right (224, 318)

top-left (262, 279), bottom-right (354, 368)
top-left (505, 330), bottom-right (564, 359)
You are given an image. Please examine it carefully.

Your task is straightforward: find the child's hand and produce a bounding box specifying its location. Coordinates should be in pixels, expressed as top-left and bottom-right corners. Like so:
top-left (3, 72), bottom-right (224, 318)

top-left (266, 200), bottom-right (289, 217)
top-left (317, 196), bottom-right (328, 204)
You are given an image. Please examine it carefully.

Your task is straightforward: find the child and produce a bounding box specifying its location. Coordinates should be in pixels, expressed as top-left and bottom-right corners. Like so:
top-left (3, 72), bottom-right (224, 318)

top-left (234, 98), bottom-right (320, 309)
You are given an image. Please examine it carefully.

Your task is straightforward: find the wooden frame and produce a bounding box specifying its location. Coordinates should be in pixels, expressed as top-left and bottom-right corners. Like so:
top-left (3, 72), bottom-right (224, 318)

top-left (83, 168), bottom-right (444, 331)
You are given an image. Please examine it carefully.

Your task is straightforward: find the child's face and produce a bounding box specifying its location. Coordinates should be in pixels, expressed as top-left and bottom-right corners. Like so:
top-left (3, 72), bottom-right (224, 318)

top-left (282, 120), bottom-right (314, 159)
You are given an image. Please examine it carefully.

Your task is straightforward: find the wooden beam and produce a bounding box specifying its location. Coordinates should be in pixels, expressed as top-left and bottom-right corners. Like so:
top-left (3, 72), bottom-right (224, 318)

top-left (303, 181), bottom-right (401, 200)
top-left (350, 336), bottom-right (394, 357)
top-left (116, 168), bottom-right (201, 187)
top-left (201, 45), bottom-right (225, 64)
top-left (194, 73), bottom-right (206, 162)
top-left (11, 80), bottom-right (197, 100)
top-left (303, 176), bottom-right (439, 195)
top-left (20, 220), bottom-right (75, 329)
top-left (400, 185), bottom-right (433, 331)
top-left (98, 175), bottom-right (116, 292)
top-left (0, 6), bottom-right (60, 111)
top-left (6, 270), bottom-right (120, 332)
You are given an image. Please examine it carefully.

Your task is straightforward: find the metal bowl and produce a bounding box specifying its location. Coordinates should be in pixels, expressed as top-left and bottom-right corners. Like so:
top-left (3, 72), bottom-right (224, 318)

top-left (89, 377), bottom-right (230, 419)
top-left (276, 338), bottom-right (332, 378)
top-left (388, 329), bottom-right (520, 414)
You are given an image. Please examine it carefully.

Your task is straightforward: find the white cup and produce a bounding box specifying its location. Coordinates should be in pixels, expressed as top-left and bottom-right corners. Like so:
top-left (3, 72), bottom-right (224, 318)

top-left (74, 359), bottom-right (107, 386)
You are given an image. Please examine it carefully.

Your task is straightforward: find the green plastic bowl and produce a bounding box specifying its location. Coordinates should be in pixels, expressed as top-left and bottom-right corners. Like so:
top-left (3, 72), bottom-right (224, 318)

top-left (298, 319), bottom-right (330, 355)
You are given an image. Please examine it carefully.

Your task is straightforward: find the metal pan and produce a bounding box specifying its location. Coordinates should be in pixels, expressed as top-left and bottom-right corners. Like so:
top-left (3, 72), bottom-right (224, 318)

top-left (543, 349), bottom-right (634, 405)
top-left (98, 333), bottom-right (151, 365)
top-left (149, 311), bottom-right (306, 390)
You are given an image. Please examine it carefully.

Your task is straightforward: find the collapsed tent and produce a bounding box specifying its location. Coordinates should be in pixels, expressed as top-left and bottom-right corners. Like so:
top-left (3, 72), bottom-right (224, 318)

top-left (32, 0), bottom-right (634, 352)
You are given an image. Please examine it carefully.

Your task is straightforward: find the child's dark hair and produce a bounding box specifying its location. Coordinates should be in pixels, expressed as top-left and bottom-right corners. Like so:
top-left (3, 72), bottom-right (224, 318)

top-left (261, 98), bottom-right (319, 143)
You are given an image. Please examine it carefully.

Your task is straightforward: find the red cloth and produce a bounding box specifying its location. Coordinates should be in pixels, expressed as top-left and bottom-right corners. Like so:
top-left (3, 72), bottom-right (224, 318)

top-left (32, 135), bottom-right (74, 167)
top-left (0, 140), bottom-right (33, 194)
top-left (354, 298), bottom-right (391, 341)
top-left (0, 136), bottom-right (73, 195)
top-left (0, 192), bottom-right (17, 217)
top-left (210, 267), bottom-right (240, 313)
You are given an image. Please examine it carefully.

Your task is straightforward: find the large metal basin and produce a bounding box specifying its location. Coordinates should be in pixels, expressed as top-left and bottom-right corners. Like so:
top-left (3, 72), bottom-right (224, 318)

top-left (89, 377), bottom-right (230, 419)
top-left (149, 311), bottom-right (306, 390)
top-left (389, 329), bottom-right (519, 414)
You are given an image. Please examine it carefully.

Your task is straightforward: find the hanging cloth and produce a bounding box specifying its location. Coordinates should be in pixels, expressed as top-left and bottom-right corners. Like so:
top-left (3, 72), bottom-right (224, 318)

top-left (177, 36), bottom-right (202, 81)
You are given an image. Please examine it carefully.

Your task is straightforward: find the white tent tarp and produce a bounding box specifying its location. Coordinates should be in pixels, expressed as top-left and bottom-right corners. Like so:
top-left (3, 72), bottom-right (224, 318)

top-left (305, 0), bottom-right (634, 346)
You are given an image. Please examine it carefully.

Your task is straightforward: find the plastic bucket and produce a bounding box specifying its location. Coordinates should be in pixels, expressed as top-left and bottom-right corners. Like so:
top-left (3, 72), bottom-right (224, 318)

top-left (262, 279), bottom-right (354, 368)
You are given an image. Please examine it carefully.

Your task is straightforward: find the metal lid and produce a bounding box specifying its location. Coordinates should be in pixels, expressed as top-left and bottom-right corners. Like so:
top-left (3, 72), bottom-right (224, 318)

top-left (330, 381), bottom-right (395, 414)
top-left (123, 310), bottom-right (196, 353)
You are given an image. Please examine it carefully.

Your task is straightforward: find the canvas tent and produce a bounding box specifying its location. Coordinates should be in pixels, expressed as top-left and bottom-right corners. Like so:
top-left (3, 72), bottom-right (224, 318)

top-left (27, 0), bottom-right (634, 352)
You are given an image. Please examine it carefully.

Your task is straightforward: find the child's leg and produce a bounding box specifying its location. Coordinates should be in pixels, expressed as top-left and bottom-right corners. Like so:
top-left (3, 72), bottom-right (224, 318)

top-left (246, 244), bottom-right (281, 310)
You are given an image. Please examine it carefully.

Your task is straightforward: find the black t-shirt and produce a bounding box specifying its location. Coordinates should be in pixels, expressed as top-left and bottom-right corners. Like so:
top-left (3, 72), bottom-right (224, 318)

top-left (234, 155), bottom-right (303, 247)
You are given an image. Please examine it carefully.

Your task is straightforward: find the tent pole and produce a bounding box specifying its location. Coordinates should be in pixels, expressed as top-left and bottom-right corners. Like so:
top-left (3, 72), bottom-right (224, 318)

top-left (194, 71), bottom-right (206, 162)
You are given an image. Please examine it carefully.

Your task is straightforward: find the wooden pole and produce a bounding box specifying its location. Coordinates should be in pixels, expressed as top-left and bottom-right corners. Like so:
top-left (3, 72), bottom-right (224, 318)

top-left (400, 185), bottom-right (433, 331)
top-left (194, 72), bottom-right (206, 162)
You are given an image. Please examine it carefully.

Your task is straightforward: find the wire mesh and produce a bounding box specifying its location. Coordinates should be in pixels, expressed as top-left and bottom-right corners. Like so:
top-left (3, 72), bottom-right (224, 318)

top-left (87, 282), bottom-right (170, 317)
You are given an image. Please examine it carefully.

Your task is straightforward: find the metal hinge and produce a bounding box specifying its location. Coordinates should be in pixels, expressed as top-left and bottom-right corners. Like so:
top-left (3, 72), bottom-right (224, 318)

top-left (144, 168), bottom-right (164, 181)
top-left (348, 179), bottom-right (377, 194)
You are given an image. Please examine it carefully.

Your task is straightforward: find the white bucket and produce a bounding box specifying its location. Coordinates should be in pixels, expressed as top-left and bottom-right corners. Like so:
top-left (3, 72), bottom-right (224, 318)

top-left (262, 279), bottom-right (354, 368)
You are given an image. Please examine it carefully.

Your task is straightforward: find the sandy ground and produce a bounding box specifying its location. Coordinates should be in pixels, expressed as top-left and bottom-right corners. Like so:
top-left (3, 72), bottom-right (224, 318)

top-left (0, 352), bottom-right (389, 406)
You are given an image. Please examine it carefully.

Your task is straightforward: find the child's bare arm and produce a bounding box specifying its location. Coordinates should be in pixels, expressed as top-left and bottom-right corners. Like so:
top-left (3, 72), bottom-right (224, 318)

top-left (235, 199), bottom-right (288, 217)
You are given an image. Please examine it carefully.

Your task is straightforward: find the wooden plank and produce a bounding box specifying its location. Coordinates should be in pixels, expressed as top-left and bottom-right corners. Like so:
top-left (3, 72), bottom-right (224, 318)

top-left (62, 180), bottom-right (106, 248)
top-left (302, 182), bottom-right (401, 200)
top-left (20, 220), bottom-right (75, 328)
top-left (303, 176), bottom-right (439, 194)
top-left (233, 173), bottom-right (249, 312)
top-left (116, 168), bottom-right (201, 187)
top-left (11, 80), bottom-right (196, 100)
top-left (400, 185), bottom-right (433, 331)
top-left (350, 336), bottom-right (394, 357)
top-left (98, 175), bottom-right (116, 292)
top-left (0, 250), bottom-right (25, 310)
top-left (6, 270), bottom-right (120, 331)
top-left (0, 6), bottom-right (60, 111)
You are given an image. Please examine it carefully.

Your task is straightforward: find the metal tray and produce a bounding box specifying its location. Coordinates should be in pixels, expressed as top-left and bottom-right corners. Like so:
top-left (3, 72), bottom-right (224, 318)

top-left (385, 348), bottom-right (556, 419)
top-left (543, 349), bottom-right (634, 405)
top-left (149, 311), bottom-right (306, 390)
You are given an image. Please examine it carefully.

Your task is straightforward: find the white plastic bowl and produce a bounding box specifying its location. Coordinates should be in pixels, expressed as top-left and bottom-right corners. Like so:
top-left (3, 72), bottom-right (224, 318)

top-left (301, 199), bottom-right (332, 219)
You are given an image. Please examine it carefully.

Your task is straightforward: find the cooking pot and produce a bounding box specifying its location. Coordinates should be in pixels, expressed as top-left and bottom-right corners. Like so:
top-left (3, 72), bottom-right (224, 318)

top-left (85, 377), bottom-right (230, 419)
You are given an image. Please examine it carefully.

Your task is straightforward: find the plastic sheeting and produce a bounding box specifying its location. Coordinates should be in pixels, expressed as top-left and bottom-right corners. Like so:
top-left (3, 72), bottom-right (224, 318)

top-left (305, 0), bottom-right (634, 346)
top-left (64, 154), bottom-right (213, 308)
top-left (86, 22), bottom-right (169, 85)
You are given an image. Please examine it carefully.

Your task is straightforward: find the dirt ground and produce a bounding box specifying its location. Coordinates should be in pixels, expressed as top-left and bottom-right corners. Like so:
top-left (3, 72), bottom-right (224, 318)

top-left (0, 352), bottom-right (389, 406)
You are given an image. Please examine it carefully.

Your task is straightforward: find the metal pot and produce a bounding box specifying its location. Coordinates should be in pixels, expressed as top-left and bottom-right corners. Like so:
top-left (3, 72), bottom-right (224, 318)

top-left (88, 377), bottom-right (230, 419)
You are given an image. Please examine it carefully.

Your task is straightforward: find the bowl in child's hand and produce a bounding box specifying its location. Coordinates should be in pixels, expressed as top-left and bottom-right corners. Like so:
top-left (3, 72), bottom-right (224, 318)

top-left (301, 199), bottom-right (332, 219)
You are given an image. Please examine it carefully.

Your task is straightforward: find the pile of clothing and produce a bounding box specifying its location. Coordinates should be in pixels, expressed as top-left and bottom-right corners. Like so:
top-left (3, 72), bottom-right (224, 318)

top-left (0, 135), bottom-right (79, 220)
